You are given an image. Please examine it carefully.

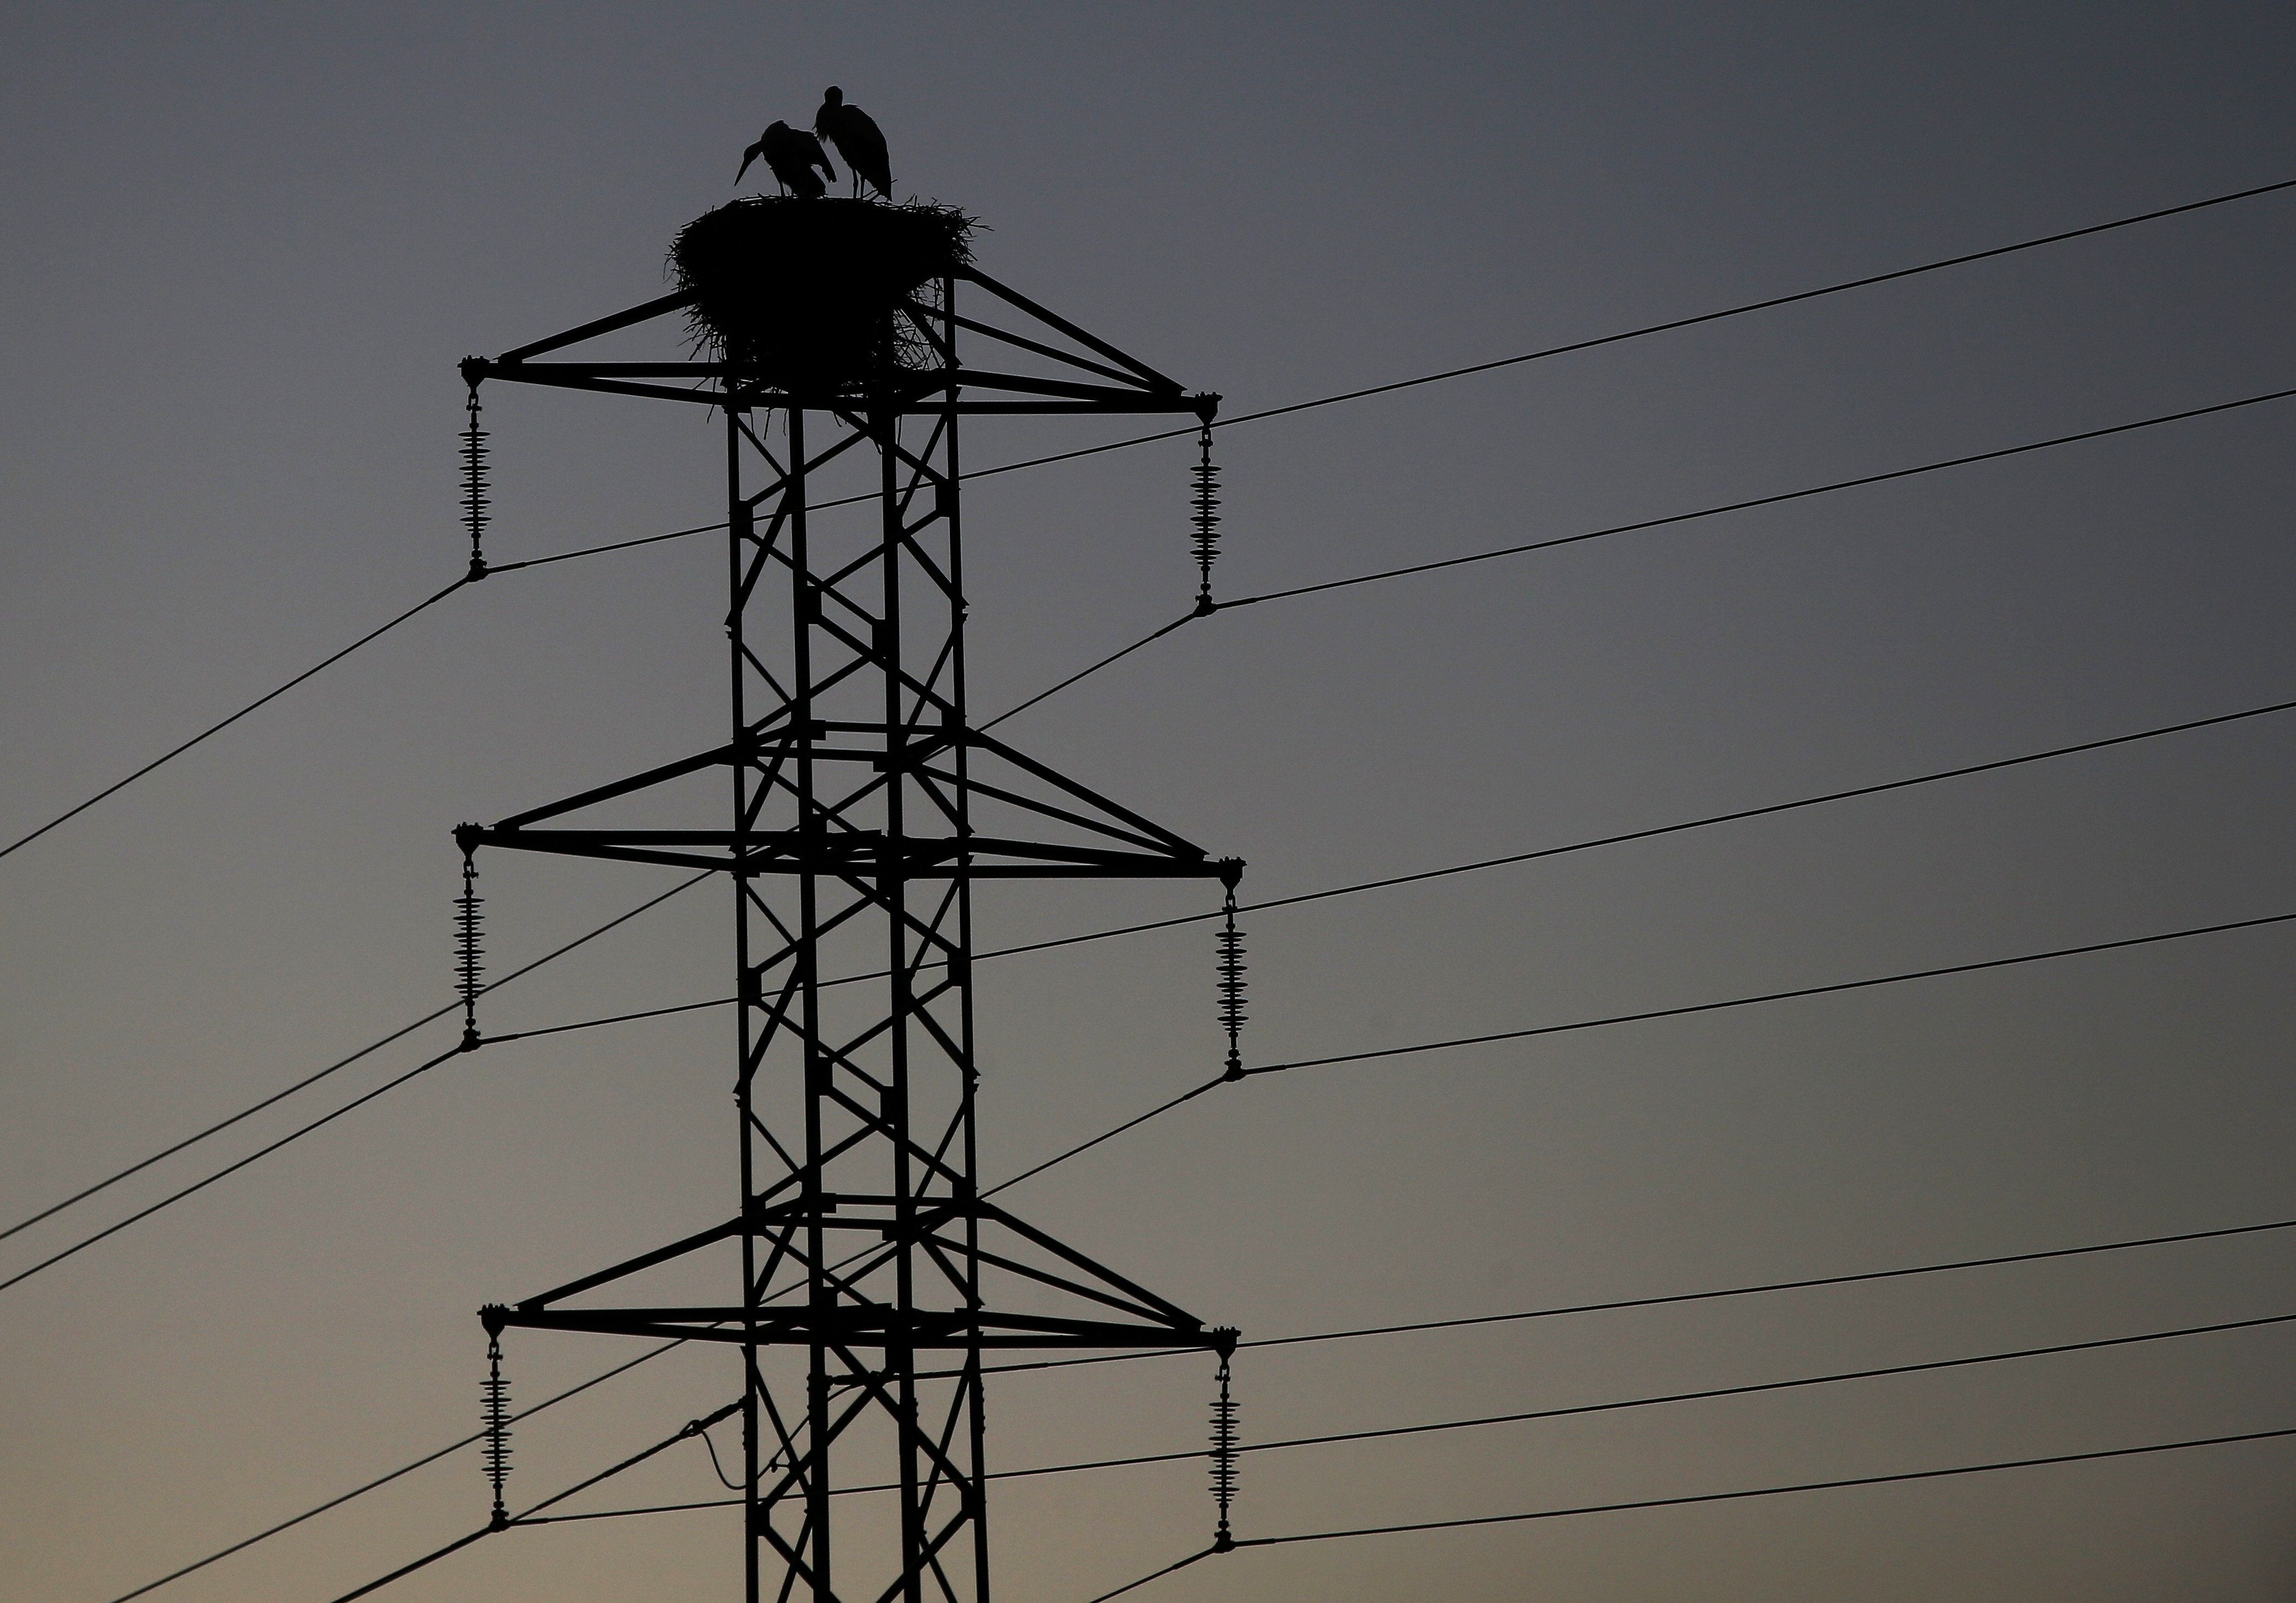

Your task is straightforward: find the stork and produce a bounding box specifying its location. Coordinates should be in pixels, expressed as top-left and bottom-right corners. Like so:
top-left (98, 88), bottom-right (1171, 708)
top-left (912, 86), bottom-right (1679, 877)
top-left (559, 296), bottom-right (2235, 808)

top-left (736, 121), bottom-right (836, 199)
top-left (814, 87), bottom-right (892, 200)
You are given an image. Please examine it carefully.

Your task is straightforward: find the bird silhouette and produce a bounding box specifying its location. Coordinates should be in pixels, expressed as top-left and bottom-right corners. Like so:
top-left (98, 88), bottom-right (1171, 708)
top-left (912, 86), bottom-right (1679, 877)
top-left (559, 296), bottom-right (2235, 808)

top-left (736, 121), bottom-right (836, 199)
top-left (814, 87), bottom-right (892, 200)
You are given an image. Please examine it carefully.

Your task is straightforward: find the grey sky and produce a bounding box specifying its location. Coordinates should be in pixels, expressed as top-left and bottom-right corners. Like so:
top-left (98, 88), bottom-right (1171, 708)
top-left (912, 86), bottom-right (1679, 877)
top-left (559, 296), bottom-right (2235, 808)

top-left (3, 4), bottom-right (2294, 1600)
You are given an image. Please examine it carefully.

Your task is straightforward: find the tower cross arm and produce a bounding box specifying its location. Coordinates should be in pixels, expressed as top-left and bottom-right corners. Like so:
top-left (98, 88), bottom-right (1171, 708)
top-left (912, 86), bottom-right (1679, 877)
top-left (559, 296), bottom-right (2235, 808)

top-left (957, 267), bottom-right (1186, 394)
top-left (510, 1198), bottom-right (813, 1313)
top-left (480, 289), bottom-right (697, 368)
top-left (496, 1306), bottom-right (1222, 1351)
top-left (461, 826), bottom-right (1238, 881)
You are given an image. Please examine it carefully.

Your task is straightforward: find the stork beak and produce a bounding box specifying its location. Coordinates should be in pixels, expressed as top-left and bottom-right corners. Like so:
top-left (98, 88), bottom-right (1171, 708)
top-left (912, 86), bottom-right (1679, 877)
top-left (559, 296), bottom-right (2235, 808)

top-left (735, 146), bottom-right (760, 187)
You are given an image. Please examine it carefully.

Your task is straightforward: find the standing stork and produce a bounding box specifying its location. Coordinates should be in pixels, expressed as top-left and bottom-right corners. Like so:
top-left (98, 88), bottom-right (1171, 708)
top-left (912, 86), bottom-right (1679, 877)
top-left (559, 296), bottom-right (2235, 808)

top-left (814, 87), bottom-right (893, 200)
top-left (736, 121), bottom-right (836, 198)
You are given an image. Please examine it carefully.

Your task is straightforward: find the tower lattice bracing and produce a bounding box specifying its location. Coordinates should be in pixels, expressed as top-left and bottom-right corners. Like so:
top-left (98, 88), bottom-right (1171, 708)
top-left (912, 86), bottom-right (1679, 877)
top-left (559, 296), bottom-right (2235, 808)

top-left (458, 250), bottom-right (1234, 1603)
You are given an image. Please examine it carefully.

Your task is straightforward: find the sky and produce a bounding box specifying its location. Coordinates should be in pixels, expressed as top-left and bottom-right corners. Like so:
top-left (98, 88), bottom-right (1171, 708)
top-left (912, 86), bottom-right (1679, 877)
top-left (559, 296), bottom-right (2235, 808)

top-left (3, 2), bottom-right (2294, 1600)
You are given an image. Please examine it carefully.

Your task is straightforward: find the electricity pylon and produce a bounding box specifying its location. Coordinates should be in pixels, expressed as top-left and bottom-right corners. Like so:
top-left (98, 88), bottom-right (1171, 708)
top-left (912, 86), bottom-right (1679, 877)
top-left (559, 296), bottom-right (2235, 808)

top-left (456, 234), bottom-right (1236, 1603)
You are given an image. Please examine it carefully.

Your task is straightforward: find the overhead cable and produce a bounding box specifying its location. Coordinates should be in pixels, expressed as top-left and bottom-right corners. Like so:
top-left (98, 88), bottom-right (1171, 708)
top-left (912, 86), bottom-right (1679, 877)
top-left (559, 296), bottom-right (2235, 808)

top-left (1241, 909), bottom-right (2294, 1080)
top-left (977, 610), bottom-right (1200, 733)
top-left (979, 1309), bottom-right (2296, 1486)
top-left (19, 417), bottom-right (2287, 1261)
top-left (982, 385), bottom-right (2296, 726)
top-left (1077, 1423), bottom-right (2296, 1600)
top-left (952, 1208), bottom-right (2296, 1381)
top-left (439, 894), bottom-right (2296, 1182)
top-left (526, 1425), bottom-right (2296, 1602)
top-left (963, 692), bottom-right (2296, 969)
top-left (952, 910), bottom-right (2296, 1203)
top-left (976, 174), bottom-right (2296, 488)
top-left (102, 1341), bottom-right (684, 1603)
top-left (35, 698), bottom-right (2283, 1282)
top-left (0, 1044), bottom-right (469, 1296)
top-left (0, 577), bottom-right (470, 863)
top-left (542, 1309), bottom-right (2296, 1514)
top-left (320, 1400), bottom-right (740, 1603)
top-left (1209, 386), bottom-right (2295, 612)
top-left (1230, 1215), bottom-right (2296, 1357)
top-left (102, 1189), bottom-right (2296, 1597)
top-left (0, 872), bottom-right (708, 1270)
top-left (491, 176), bottom-right (2296, 580)
top-left (1225, 1425), bottom-right (2296, 1551)
top-left (15, 176), bottom-right (2289, 866)
top-left (451, 685), bottom-right (2296, 1048)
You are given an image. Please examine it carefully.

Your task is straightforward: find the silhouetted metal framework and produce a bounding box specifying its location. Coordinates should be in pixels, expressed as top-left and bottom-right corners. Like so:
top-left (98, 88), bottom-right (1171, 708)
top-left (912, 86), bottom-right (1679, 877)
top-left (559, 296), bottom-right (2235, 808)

top-left (457, 265), bottom-right (1236, 1603)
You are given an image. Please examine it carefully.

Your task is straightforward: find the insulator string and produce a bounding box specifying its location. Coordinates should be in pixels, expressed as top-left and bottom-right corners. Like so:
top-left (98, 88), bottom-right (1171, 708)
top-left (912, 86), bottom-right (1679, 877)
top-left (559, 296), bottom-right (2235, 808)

top-left (1209, 1348), bottom-right (1239, 1549)
top-left (461, 390), bottom-right (491, 581)
top-left (1190, 422), bottom-right (1221, 609)
top-left (1217, 889), bottom-right (1247, 1080)
top-left (481, 1331), bottom-right (512, 1530)
top-left (455, 850), bottom-right (484, 1052)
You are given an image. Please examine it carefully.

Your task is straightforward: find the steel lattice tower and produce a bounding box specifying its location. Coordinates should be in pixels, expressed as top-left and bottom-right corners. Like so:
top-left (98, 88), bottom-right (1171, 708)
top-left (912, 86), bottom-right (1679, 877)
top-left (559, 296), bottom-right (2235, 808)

top-left (457, 244), bottom-right (1236, 1603)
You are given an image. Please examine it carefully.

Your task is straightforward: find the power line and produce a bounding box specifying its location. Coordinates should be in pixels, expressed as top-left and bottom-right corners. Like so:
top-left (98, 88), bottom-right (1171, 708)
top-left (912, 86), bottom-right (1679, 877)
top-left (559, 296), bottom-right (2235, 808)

top-left (0, 577), bottom-right (469, 863)
top-left (0, 1044), bottom-right (464, 1296)
top-left (106, 1118), bottom-right (1077, 1599)
top-left (37, 696), bottom-right (2282, 1290)
top-left (1241, 908), bottom-right (2295, 1080)
top-left (45, 392), bottom-right (2296, 1558)
top-left (282, 847), bottom-right (2296, 1281)
top-left (321, 1526), bottom-right (493, 1603)
top-left (1232, 1216), bottom-right (2296, 1357)
top-left (19, 194), bottom-right (2289, 878)
top-left (16, 175), bottom-right (2290, 870)
top-left (486, 175), bottom-right (2296, 583)
top-left (45, 171), bottom-right (2296, 1600)
top-left (1225, 1424), bottom-right (2296, 1552)
top-left (1076, 1425), bottom-right (2296, 1599)
top-left (894, 908), bottom-right (2296, 1225)
top-left (983, 1309), bottom-right (2296, 1486)
top-left (977, 384), bottom-right (2296, 727)
top-left (0, 871), bottom-right (707, 1249)
top-left (108, 946), bottom-right (2296, 1595)
top-left (963, 693), bottom-right (2296, 970)
top-left (977, 609), bottom-right (1200, 733)
top-left (322, 1400), bottom-right (740, 1603)
top-left (488, 687), bottom-right (2296, 1048)
top-left (938, 175), bottom-right (2296, 498)
top-left (485, 517), bottom-right (725, 573)
top-left (102, 1340), bottom-right (685, 1603)
top-left (101, 1188), bottom-right (2296, 1600)
top-left (1210, 386), bottom-right (2296, 612)
top-left (478, 992), bottom-right (727, 1045)
top-left (1, 1018), bottom-right (456, 1250)
top-left (989, 1078), bottom-right (1227, 1195)
top-left (17, 406), bottom-right (2283, 1261)
top-left (81, 895), bottom-right (2296, 1587)
top-left (541, 1309), bottom-right (2296, 1513)
top-left (936, 1214), bottom-right (2296, 1386)
top-left (416, 905), bottom-right (2296, 1188)
top-left (127, 1226), bottom-right (845, 1601)
top-left (1082, 1549), bottom-right (1216, 1603)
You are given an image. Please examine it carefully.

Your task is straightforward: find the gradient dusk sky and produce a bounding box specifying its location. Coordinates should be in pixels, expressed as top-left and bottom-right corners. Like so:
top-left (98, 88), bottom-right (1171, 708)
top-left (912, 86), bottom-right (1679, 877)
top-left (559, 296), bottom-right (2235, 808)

top-left (4, 4), bottom-right (2295, 1601)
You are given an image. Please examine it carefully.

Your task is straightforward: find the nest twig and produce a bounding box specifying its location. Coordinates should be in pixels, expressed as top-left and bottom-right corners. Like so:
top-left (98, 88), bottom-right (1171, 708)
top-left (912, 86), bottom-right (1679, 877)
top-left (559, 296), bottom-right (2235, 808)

top-left (669, 197), bottom-right (977, 396)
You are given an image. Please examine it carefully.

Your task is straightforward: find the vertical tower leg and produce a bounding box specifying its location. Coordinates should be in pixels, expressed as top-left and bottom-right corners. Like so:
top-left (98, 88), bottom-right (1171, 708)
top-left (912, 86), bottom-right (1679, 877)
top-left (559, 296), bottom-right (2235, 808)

top-left (730, 407), bottom-right (763, 1603)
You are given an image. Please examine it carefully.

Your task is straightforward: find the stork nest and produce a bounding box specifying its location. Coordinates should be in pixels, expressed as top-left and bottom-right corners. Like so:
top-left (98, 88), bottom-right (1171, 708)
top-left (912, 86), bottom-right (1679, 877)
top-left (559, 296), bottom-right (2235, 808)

top-left (669, 197), bottom-right (976, 396)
